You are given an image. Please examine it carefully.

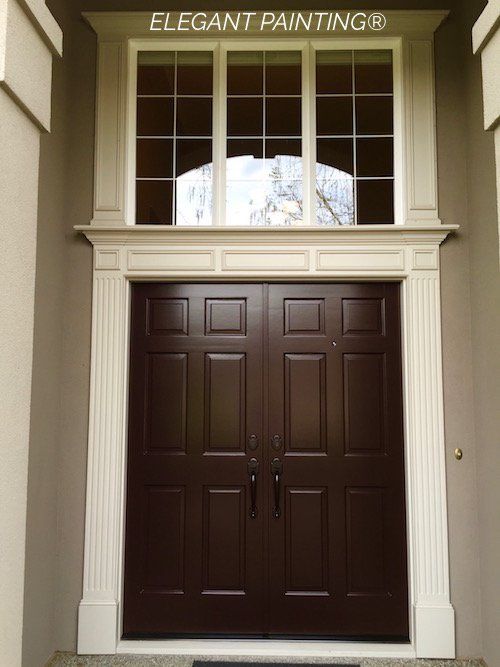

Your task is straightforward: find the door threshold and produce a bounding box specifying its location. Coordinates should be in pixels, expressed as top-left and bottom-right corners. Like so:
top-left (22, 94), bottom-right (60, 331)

top-left (117, 639), bottom-right (416, 658)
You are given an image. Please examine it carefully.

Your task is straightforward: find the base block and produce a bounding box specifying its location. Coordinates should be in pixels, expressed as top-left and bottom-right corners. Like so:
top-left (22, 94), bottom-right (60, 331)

top-left (414, 603), bottom-right (455, 658)
top-left (78, 600), bottom-right (118, 654)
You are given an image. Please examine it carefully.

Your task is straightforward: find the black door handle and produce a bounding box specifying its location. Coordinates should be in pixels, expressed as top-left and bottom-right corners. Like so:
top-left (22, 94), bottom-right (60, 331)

top-left (271, 457), bottom-right (283, 518)
top-left (247, 458), bottom-right (259, 518)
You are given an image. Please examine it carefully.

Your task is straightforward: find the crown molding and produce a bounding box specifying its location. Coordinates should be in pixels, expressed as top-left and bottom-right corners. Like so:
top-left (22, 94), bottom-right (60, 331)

top-left (75, 224), bottom-right (458, 246)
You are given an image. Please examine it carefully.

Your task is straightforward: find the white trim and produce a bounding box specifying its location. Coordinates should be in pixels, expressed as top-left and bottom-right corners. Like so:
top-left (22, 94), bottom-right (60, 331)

top-left (116, 639), bottom-right (416, 658)
top-left (129, 38), bottom-right (403, 227)
top-left (87, 17), bottom-right (443, 228)
top-left (77, 224), bottom-right (456, 659)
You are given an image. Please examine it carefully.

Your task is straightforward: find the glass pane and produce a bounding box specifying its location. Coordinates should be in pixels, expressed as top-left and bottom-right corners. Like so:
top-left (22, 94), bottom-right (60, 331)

top-left (265, 139), bottom-right (302, 179)
top-left (227, 139), bottom-right (264, 180)
top-left (356, 96), bottom-right (393, 135)
top-left (226, 181), bottom-right (267, 225)
top-left (176, 180), bottom-right (212, 226)
top-left (136, 180), bottom-right (173, 224)
top-left (137, 98), bottom-right (174, 136)
top-left (265, 180), bottom-right (303, 225)
top-left (316, 51), bottom-right (352, 95)
top-left (356, 138), bottom-right (393, 177)
top-left (176, 51), bottom-right (213, 95)
top-left (227, 51), bottom-right (263, 95)
top-left (226, 181), bottom-right (303, 225)
top-left (176, 139), bottom-right (212, 178)
top-left (265, 51), bottom-right (301, 95)
top-left (266, 98), bottom-right (301, 136)
top-left (316, 138), bottom-right (354, 179)
top-left (354, 50), bottom-right (393, 94)
top-left (136, 139), bottom-right (173, 178)
top-left (316, 180), bottom-right (354, 226)
top-left (227, 98), bottom-right (263, 136)
top-left (137, 52), bottom-right (175, 95)
top-left (356, 179), bottom-right (394, 223)
top-left (176, 98), bottom-right (212, 136)
top-left (316, 97), bottom-right (353, 136)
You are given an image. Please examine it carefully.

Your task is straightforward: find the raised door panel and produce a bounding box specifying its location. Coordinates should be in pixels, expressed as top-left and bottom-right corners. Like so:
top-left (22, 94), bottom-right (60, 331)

top-left (284, 353), bottom-right (327, 454)
top-left (202, 487), bottom-right (246, 593)
top-left (204, 353), bottom-right (246, 453)
top-left (147, 298), bottom-right (189, 336)
top-left (142, 486), bottom-right (185, 593)
top-left (285, 488), bottom-right (329, 595)
top-left (343, 353), bottom-right (387, 455)
top-left (346, 487), bottom-right (388, 596)
top-left (145, 353), bottom-right (187, 453)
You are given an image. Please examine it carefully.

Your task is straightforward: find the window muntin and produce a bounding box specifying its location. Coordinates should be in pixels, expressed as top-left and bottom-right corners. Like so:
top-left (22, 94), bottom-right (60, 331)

top-left (315, 50), bottom-right (394, 226)
top-left (134, 46), bottom-right (395, 226)
top-left (136, 51), bottom-right (214, 225)
top-left (226, 51), bottom-right (303, 226)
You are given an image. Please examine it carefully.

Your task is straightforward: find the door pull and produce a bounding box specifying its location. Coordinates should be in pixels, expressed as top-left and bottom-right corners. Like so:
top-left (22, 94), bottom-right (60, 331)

top-left (271, 457), bottom-right (283, 519)
top-left (247, 458), bottom-right (259, 519)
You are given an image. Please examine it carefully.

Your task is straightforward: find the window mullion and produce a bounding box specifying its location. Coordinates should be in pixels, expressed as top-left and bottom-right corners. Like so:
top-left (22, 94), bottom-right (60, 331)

top-left (213, 44), bottom-right (226, 226)
top-left (302, 43), bottom-right (316, 226)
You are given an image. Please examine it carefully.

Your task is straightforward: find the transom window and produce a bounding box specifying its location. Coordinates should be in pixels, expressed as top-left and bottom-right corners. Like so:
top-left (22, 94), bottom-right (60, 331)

top-left (134, 43), bottom-right (396, 226)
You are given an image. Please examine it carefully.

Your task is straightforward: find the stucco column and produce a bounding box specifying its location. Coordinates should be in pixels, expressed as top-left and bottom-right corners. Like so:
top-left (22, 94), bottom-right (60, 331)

top-left (472, 0), bottom-right (500, 240)
top-left (0, 1), bottom-right (61, 664)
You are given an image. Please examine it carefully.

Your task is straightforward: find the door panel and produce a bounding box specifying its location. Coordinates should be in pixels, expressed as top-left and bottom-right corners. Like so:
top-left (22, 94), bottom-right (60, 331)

top-left (267, 283), bottom-right (408, 639)
top-left (124, 282), bottom-right (408, 640)
top-left (123, 284), bottom-right (264, 636)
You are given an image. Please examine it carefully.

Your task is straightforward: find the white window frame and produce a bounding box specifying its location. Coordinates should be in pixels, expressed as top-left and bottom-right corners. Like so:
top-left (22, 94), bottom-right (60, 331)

top-left (127, 37), bottom-right (403, 227)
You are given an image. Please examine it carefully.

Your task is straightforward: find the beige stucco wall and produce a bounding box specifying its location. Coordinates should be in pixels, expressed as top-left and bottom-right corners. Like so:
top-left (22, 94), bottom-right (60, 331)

top-left (0, 87), bottom-right (41, 667)
top-left (468, 3), bottom-right (500, 666)
top-left (0, 1), bottom-right (61, 665)
top-left (21, 0), bottom-right (497, 664)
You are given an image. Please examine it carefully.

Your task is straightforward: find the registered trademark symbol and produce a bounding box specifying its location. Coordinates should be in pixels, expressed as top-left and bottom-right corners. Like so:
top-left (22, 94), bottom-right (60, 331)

top-left (368, 12), bottom-right (386, 30)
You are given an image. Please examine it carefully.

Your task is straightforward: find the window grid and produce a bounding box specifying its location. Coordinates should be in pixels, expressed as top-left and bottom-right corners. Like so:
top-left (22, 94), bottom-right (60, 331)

top-left (225, 50), bottom-right (303, 226)
top-left (135, 45), bottom-right (396, 226)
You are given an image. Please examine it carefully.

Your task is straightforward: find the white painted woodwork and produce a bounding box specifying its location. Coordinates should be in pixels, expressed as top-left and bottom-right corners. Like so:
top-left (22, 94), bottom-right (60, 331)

top-left (93, 42), bottom-right (126, 223)
top-left (84, 11), bottom-right (447, 228)
top-left (77, 224), bottom-right (457, 659)
top-left (405, 40), bottom-right (439, 223)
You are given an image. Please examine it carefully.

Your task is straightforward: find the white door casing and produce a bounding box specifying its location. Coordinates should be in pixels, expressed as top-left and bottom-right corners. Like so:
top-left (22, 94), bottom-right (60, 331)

top-left (77, 10), bottom-right (456, 659)
top-left (77, 224), bottom-right (457, 658)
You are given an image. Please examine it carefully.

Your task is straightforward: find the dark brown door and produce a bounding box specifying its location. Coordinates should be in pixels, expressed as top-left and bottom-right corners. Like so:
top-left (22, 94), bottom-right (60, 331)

top-left (124, 284), bottom-right (265, 635)
top-left (123, 282), bottom-right (408, 640)
top-left (267, 284), bottom-right (408, 639)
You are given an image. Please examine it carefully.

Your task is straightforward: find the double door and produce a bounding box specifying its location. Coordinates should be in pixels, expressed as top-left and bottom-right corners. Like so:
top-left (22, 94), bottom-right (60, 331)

top-left (123, 283), bottom-right (408, 639)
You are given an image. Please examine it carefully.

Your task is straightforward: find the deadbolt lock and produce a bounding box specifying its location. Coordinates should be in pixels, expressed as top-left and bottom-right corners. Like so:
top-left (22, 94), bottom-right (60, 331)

top-left (271, 434), bottom-right (283, 451)
top-left (248, 434), bottom-right (259, 451)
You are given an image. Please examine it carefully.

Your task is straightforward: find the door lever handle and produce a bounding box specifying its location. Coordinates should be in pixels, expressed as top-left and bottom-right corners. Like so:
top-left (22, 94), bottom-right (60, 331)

top-left (247, 458), bottom-right (259, 519)
top-left (271, 457), bottom-right (283, 519)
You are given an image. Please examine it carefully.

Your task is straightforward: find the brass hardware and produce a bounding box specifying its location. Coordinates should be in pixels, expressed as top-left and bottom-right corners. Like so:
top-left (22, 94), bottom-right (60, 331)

top-left (454, 448), bottom-right (463, 461)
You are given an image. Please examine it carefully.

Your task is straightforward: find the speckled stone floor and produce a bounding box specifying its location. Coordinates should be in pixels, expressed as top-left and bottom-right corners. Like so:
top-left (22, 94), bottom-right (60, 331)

top-left (47, 653), bottom-right (487, 667)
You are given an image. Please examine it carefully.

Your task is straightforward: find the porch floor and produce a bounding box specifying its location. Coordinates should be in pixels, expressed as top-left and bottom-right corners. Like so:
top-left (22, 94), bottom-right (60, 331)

top-left (48, 653), bottom-right (486, 667)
